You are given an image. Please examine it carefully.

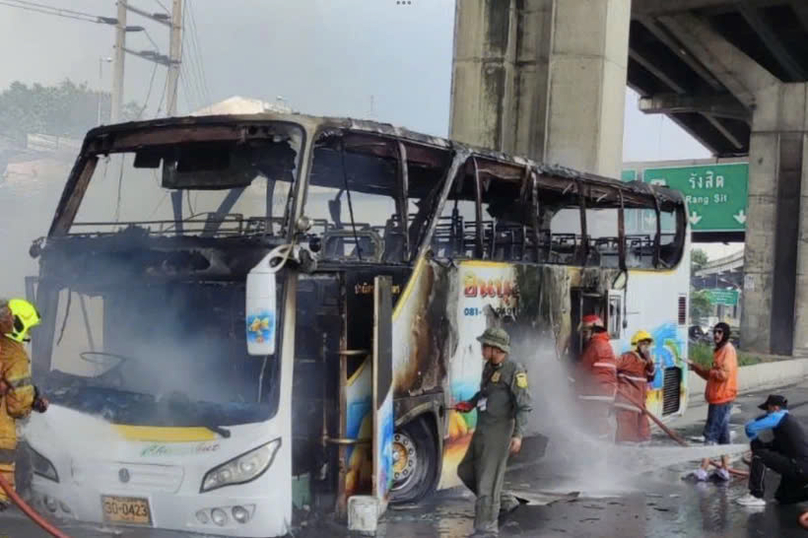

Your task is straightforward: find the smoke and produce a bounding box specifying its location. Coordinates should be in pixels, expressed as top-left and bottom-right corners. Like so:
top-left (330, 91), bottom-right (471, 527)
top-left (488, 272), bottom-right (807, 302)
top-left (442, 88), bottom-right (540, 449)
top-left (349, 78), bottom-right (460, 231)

top-left (508, 330), bottom-right (748, 497)
top-left (48, 278), bottom-right (267, 415)
top-left (0, 161), bottom-right (69, 298)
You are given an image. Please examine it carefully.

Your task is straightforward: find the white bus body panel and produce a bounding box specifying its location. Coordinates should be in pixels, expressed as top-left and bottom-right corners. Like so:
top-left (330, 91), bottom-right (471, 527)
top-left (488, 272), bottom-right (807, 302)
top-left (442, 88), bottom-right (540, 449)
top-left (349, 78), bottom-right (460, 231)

top-left (24, 405), bottom-right (292, 537)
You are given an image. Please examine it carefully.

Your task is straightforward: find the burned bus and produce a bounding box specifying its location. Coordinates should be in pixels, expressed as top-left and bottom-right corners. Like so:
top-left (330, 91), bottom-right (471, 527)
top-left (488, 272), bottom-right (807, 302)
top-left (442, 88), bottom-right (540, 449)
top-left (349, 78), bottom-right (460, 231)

top-left (21, 113), bottom-right (689, 536)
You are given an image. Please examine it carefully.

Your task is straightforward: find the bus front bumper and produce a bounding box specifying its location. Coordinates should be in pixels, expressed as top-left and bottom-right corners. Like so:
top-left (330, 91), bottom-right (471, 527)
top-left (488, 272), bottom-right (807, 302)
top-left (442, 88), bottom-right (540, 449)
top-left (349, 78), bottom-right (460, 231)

top-left (29, 470), bottom-right (292, 537)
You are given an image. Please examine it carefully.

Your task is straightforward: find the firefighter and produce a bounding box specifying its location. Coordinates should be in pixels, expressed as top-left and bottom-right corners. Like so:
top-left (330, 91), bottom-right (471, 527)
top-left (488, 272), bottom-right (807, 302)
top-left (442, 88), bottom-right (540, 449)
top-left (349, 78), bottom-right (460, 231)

top-left (576, 314), bottom-right (617, 442)
top-left (455, 327), bottom-right (532, 535)
top-left (614, 330), bottom-right (656, 444)
top-left (0, 299), bottom-right (48, 509)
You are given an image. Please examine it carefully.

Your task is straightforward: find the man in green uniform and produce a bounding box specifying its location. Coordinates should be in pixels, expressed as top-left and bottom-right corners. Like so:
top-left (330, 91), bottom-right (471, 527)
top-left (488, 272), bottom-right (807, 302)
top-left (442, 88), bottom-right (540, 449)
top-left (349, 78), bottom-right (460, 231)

top-left (455, 327), bottom-right (532, 535)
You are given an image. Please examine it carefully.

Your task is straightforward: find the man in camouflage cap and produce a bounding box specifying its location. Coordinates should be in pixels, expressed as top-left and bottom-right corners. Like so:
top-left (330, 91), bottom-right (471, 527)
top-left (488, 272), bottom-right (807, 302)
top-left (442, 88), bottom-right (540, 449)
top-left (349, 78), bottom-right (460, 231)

top-left (455, 327), bottom-right (533, 535)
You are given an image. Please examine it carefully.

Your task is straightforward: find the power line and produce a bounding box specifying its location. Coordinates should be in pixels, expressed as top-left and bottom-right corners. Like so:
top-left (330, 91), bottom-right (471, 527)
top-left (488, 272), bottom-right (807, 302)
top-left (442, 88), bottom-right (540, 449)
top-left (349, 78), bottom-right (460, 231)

top-left (180, 3), bottom-right (205, 109)
top-left (186, 0), bottom-right (211, 105)
top-left (0, 0), bottom-right (107, 23)
top-left (155, 70), bottom-right (169, 117)
top-left (179, 62), bottom-right (199, 112)
top-left (3, 0), bottom-right (101, 19)
top-left (153, 0), bottom-right (170, 14)
top-left (136, 60), bottom-right (160, 119)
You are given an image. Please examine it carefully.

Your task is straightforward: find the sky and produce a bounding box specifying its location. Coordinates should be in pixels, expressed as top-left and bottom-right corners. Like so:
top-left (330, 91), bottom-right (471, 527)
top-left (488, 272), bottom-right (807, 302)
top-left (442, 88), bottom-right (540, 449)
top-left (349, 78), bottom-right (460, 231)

top-left (0, 0), bottom-right (737, 259)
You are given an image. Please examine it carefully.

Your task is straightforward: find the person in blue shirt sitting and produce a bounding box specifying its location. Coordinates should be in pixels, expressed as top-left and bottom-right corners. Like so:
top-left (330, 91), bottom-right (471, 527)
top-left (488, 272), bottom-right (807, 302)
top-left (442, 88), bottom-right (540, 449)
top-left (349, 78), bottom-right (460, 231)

top-left (736, 394), bottom-right (808, 506)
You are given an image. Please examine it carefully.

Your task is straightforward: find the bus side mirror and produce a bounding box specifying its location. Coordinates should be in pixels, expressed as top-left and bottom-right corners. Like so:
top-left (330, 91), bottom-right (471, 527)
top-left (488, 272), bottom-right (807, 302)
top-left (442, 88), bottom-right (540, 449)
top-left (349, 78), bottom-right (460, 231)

top-left (246, 253), bottom-right (278, 356)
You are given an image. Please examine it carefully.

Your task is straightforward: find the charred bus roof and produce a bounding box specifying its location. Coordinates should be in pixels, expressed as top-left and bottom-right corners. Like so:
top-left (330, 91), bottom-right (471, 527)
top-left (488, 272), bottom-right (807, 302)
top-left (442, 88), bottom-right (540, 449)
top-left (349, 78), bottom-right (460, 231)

top-left (52, 112), bottom-right (685, 238)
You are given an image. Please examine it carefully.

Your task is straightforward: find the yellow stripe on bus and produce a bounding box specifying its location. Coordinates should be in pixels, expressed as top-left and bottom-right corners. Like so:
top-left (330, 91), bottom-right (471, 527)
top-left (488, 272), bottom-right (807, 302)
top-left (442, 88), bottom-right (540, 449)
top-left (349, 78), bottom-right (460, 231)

top-left (113, 425), bottom-right (218, 442)
top-left (458, 260), bottom-right (511, 269)
top-left (347, 357), bottom-right (369, 387)
top-left (392, 257), bottom-right (426, 321)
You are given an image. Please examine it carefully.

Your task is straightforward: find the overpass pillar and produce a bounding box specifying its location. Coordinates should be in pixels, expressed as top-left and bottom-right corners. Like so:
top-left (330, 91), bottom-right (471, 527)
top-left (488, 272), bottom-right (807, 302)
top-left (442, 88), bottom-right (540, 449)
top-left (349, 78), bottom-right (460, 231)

top-left (449, 0), bottom-right (630, 177)
top-left (743, 83), bottom-right (808, 356)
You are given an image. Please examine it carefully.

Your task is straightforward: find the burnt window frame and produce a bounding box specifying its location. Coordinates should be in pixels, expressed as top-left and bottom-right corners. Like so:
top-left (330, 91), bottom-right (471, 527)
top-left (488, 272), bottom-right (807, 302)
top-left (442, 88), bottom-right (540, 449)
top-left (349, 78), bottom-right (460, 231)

top-left (49, 119), bottom-right (308, 240)
top-left (420, 153), bottom-right (687, 270)
top-left (303, 128), bottom-right (452, 264)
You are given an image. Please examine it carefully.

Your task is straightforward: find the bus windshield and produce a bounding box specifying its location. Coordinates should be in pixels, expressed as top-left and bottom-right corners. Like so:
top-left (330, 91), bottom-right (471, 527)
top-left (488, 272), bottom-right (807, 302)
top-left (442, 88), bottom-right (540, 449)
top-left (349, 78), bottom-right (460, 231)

top-left (39, 283), bottom-right (277, 427)
top-left (34, 121), bottom-right (304, 426)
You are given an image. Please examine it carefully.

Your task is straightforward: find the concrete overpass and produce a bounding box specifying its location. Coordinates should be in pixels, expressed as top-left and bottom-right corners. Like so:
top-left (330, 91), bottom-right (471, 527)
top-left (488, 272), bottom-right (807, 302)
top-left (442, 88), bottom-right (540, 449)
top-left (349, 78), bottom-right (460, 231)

top-left (693, 249), bottom-right (745, 289)
top-left (630, 1), bottom-right (808, 357)
top-left (449, 0), bottom-right (808, 357)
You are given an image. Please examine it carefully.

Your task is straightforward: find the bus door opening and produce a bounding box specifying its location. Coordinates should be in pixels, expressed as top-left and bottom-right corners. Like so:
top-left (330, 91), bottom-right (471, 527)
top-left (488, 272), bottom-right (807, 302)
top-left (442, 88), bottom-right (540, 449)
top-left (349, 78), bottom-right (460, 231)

top-left (569, 289), bottom-right (606, 359)
top-left (332, 275), bottom-right (395, 519)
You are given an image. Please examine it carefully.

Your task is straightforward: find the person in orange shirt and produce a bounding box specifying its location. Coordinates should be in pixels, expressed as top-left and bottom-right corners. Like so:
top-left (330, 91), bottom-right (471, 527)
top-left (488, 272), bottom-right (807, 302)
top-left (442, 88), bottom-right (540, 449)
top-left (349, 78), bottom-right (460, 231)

top-left (576, 314), bottom-right (617, 442)
top-left (615, 330), bottom-right (656, 444)
top-left (686, 322), bottom-right (738, 481)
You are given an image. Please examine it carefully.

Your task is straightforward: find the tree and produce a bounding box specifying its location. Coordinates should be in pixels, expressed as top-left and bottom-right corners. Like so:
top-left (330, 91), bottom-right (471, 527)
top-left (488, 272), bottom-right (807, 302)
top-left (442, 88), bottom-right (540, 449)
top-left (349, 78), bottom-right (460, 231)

top-left (691, 248), bottom-right (709, 274)
top-left (0, 79), bottom-right (141, 146)
top-left (690, 289), bottom-right (713, 324)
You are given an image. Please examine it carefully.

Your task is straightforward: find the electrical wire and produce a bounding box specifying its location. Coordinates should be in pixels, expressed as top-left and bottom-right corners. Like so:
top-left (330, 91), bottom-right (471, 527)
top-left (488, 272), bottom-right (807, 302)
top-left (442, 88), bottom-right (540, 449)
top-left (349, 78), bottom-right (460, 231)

top-left (186, 0), bottom-right (212, 105)
top-left (154, 70), bottom-right (169, 117)
top-left (180, 6), bottom-right (206, 109)
top-left (141, 28), bottom-right (161, 53)
top-left (135, 60), bottom-right (159, 119)
top-left (0, 0), bottom-right (104, 23)
top-left (153, 0), bottom-right (170, 14)
top-left (179, 62), bottom-right (199, 112)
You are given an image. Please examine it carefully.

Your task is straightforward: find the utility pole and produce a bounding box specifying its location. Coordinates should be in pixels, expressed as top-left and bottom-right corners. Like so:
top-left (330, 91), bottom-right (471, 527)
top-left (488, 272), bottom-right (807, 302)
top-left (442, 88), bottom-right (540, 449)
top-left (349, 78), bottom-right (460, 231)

top-left (166, 0), bottom-right (183, 116)
top-left (98, 57), bottom-right (112, 125)
top-left (111, 0), bottom-right (128, 123)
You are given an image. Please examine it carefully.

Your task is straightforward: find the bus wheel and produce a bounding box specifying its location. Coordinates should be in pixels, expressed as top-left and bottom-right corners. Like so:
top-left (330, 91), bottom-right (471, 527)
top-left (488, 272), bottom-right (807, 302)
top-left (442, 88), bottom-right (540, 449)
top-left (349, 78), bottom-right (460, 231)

top-left (390, 417), bottom-right (438, 504)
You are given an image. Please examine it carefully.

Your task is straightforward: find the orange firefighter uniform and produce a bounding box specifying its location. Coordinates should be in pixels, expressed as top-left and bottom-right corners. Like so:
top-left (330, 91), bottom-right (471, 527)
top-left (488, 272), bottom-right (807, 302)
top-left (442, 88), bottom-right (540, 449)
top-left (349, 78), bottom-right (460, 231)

top-left (615, 348), bottom-right (656, 443)
top-left (577, 316), bottom-right (617, 441)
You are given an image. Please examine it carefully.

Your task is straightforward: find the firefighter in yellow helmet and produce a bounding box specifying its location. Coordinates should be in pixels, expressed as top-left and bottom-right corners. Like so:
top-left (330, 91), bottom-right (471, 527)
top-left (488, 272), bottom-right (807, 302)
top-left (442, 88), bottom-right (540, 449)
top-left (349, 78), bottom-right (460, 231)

top-left (614, 330), bottom-right (656, 444)
top-left (0, 299), bottom-right (48, 509)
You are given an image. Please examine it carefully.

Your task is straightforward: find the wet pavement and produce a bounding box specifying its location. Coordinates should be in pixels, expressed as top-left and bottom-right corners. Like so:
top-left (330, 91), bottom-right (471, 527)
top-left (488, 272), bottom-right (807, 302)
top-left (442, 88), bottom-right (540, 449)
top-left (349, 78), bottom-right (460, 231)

top-left (4, 381), bottom-right (808, 537)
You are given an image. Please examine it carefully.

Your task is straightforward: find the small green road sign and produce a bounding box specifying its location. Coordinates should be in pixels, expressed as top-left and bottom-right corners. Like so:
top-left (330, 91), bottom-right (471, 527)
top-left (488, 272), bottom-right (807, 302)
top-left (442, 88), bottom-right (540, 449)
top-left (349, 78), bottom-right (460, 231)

top-left (705, 289), bottom-right (739, 306)
top-left (621, 169), bottom-right (637, 182)
top-left (643, 163), bottom-right (748, 232)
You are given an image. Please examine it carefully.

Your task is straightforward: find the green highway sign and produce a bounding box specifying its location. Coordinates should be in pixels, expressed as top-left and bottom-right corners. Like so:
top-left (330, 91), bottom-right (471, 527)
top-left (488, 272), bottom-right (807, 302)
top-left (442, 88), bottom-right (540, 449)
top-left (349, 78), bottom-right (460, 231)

top-left (642, 163), bottom-right (748, 232)
top-left (621, 169), bottom-right (637, 182)
top-left (705, 289), bottom-right (739, 306)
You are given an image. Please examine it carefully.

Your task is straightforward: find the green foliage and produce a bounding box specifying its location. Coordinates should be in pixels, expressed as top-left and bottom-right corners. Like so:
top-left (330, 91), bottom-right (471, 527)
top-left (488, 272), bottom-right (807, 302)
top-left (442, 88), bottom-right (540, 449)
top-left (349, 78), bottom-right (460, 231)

top-left (689, 342), bottom-right (714, 368)
top-left (0, 79), bottom-right (141, 145)
top-left (689, 289), bottom-right (713, 322)
top-left (691, 248), bottom-right (709, 273)
top-left (689, 342), bottom-right (765, 368)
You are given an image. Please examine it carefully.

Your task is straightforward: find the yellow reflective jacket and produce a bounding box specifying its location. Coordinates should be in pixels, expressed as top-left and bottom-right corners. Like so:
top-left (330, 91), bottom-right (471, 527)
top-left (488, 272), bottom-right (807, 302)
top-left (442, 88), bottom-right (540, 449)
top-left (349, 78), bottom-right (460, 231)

top-left (0, 338), bottom-right (35, 450)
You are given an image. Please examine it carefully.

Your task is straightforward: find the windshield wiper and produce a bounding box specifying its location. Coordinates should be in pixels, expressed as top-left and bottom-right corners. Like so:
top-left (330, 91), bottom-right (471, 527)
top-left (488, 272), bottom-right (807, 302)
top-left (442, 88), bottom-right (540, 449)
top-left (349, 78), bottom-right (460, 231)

top-left (206, 424), bottom-right (231, 438)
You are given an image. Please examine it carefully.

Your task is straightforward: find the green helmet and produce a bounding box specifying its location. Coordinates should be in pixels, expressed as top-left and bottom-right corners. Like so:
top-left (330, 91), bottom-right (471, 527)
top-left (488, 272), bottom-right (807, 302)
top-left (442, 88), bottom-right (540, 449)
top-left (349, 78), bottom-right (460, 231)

top-left (477, 327), bottom-right (510, 353)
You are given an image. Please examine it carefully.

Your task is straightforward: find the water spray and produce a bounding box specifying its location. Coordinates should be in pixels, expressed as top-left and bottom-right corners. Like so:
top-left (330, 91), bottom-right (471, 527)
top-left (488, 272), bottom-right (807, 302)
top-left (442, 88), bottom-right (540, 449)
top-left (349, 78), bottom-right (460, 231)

top-left (614, 385), bottom-right (749, 478)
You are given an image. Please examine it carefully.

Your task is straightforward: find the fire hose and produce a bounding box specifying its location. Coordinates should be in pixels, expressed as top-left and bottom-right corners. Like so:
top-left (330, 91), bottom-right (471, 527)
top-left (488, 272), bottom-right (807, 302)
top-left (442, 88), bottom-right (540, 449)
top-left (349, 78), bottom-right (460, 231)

top-left (613, 385), bottom-right (749, 478)
top-left (0, 472), bottom-right (71, 538)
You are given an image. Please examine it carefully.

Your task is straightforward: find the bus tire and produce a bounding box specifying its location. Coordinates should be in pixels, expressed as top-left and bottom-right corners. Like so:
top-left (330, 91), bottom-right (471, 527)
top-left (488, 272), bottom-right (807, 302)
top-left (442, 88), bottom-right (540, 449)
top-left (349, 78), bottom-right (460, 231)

top-left (390, 416), bottom-right (438, 504)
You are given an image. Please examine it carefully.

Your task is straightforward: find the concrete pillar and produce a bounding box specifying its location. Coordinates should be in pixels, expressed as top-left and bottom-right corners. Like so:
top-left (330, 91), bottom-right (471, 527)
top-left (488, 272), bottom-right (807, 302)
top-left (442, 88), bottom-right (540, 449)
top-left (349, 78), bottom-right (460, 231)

top-left (743, 83), bottom-right (808, 356)
top-left (450, 0), bottom-right (631, 178)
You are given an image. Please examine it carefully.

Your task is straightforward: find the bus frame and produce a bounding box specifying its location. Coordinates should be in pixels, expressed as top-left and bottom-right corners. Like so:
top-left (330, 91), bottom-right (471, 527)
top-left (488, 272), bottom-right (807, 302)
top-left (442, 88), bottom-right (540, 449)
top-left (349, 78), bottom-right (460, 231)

top-left (23, 112), bottom-right (689, 536)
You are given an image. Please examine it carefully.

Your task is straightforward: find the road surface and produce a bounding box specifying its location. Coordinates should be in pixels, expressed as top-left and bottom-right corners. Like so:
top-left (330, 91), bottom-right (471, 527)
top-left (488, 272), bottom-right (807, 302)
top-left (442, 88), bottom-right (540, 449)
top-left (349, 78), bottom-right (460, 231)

top-left (3, 382), bottom-right (808, 537)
